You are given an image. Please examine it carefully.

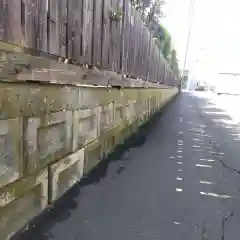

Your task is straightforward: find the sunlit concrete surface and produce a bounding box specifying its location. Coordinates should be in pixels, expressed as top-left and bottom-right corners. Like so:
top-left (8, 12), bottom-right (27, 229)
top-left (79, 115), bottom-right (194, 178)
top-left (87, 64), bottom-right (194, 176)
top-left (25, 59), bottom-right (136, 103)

top-left (212, 94), bottom-right (240, 124)
top-left (17, 92), bottom-right (240, 240)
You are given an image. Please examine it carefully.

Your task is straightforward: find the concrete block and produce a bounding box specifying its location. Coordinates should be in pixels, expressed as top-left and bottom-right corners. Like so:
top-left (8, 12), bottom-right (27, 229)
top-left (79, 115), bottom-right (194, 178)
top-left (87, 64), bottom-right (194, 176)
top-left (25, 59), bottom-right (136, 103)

top-left (78, 87), bottom-right (101, 109)
top-left (100, 103), bottom-right (114, 133)
top-left (0, 169), bottom-right (48, 240)
top-left (0, 118), bottom-right (23, 188)
top-left (135, 100), bottom-right (143, 118)
top-left (125, 104), bottom-right (131, 124)
top-left (125, 100), bottom-right (137, 124)
top-left (0, 82), bottom-right (78, 118)
top-left (73, 107), bottom-right (101, 151)
top-left (84, 139), bottom-right (102, 174)
top-left (49, 149), bottom-right (84, 202)
top-left (103, 125), bottom-right (124, 156)
top-left (115, 104), bottom-right (123, 127)
top-left (25, 111), bottom-right (73, 172)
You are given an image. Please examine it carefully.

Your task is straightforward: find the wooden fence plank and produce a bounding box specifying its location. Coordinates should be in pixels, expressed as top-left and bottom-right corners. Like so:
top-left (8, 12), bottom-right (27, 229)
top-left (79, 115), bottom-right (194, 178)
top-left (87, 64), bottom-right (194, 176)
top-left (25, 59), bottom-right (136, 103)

top-left (82, 0), bottom-right (93, 64)
top-left (38, 0), bottom-right (48, 52)
top-left (122, 0), bottom-right (130, 75)
top-left (116, 0), bottom-right (123, 73)
top-left (0, 0), bottom-right (22, 44)
top-left (67, 0), bottom-right (74, 60)
top-left (110, 0), bottom-right (117, 72)
top-left (24, 0), bottom-right (38, 49)
top-left (0, 0), bottom-right (7, 41)
top-left (0, 0), bottom-right (176, 86)
top-left (101, 0), bottom-right (111, 69)
top-left (67, 0), bottom-right (82, 62)
top-left (58, 0), bottom-right (67, 58)
top-left (49, 0), bottom-right (60, 55)
top-left (92, 0), bottom-right (103, 67)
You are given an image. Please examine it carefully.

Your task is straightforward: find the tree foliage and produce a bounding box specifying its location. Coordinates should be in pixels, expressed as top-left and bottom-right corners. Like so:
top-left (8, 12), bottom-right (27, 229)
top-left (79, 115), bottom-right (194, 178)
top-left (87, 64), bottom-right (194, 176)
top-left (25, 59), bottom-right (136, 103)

top-left (131, 0), bottom-right (180, 81)
top-left (170, 49), bottom-right (181, 80)
top-left (131, 0), bottom-right (165, 23)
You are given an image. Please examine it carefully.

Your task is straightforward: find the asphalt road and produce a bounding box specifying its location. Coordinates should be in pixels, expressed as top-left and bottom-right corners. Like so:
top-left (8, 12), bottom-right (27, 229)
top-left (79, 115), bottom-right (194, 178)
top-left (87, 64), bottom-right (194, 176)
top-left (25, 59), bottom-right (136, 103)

top-left (18, 92), bottom-right (240, 240)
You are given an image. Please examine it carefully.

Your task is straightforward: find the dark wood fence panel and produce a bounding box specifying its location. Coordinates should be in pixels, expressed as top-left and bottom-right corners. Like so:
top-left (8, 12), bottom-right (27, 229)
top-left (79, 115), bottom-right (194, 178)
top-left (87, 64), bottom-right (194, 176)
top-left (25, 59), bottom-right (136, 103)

top-left (0, 0), bottom-right (175, 85)
top-left (0, 0), bottom-right (7, 41)
top-left (110, 0), bottom-right (123, 73)
top-left (101, 0), bottom-right (111, 69)
top-left (0, 0), bottom-right (22, 44)
top-left (82, 0), bottom-right (93, 64)
top-left (25, 0), bottom-right (37, 48)
top-left (122, 0), bottom-right (131, 75)
top-left (58, 0), bottom-right (67, 58)
top-left (38, 0), bottom-right (48, 52)
top-left (67, 0), bottom-right (82, 62)
top-left (49, 0), bottom-right (59, 55)
top-left (92, 0), bottom-right (103, 67)
top-left (129, 3), bottom-right (135, 77)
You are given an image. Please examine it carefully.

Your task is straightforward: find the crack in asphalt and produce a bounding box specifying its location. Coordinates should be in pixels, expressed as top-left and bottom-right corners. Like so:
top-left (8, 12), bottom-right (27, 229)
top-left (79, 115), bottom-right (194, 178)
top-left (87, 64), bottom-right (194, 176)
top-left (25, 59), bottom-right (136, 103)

top-left (220, 211), bottom-right (234, 240)
top-left (210, 142), bottom-right (240, 175)
top-left (195, 111), bottom-right (239, 239)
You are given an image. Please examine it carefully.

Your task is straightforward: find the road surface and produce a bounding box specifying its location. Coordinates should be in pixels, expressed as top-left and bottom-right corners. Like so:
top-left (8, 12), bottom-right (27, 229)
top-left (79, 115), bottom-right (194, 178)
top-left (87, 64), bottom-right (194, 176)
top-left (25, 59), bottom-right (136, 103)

top-left (17, 92), bottom-right (240, 240)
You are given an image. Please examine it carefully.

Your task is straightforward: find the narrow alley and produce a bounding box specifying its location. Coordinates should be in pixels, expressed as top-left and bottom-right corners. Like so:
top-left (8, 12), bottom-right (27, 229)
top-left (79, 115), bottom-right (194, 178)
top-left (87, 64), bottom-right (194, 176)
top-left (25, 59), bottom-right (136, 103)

top-left (17, 92), bottom-right (240, 240)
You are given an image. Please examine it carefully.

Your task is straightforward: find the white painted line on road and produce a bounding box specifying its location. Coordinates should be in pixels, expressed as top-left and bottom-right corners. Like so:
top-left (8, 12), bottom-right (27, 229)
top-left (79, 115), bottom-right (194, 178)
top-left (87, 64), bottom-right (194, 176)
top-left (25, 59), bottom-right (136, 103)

top-left (176, 177), bottom-right (183, 181)
top-left (177, 156), bottom-right (183, 158)
top-left (193, 138), bottom-right (204, 142)
top-left (200, 180), bottom-right (214, 185)
top-left (225, 126), bottom-right (234, 129)
top-left (190, 128), bottom-right (203, 132)
top-left (194, 133), bottom-right (203, 137)
top-left (178, 169), bottom-right (183, 172)
top-left (204, 146), bottom-right (213, 150)
top-left (192, 149), bottom-right (203, 152)
top-left (169, 156), bottom-right (175, 159)
top-left (177, 150), bottom-right (183, 153)
top-left (192, 145), bottom-right (201, 148)
top-left (200, 159), bottom-right (215, 162)
top-left (208, 151), bottom-right (224, 155)
top-left (176, 188), bottom-right (183, 192)
top-left (229, 133), bottom-right (240, 136)
top-left (200, 192), bottom-right (232, 199)
top-left (196, 164), bottom-right (212, 168)
top-left (173, 221), bottom-right (182, 225)
top-left (177, 162), bottom-right (183, 165)
top-left (203, 134), bottom-right (213, 138)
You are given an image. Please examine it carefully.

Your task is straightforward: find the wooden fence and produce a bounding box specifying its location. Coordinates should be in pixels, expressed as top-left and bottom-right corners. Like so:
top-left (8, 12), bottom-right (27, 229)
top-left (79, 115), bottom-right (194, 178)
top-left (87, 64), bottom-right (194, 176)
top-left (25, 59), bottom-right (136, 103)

top-left (0, 0), bottom-right (175, 85)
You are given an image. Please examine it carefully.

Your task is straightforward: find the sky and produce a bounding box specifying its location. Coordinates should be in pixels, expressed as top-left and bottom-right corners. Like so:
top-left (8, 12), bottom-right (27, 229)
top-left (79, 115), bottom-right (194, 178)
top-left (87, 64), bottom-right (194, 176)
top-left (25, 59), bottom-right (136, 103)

top-left (161, 0), bottom-right (240, 80)
top-left (161, 0), bottom-right (191, 70)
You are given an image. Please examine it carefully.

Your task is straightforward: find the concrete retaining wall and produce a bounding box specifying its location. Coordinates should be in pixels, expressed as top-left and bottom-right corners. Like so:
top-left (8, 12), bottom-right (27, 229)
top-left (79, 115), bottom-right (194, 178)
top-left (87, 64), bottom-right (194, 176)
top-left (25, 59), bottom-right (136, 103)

top-left (0, 82), bottom-right (178, 240)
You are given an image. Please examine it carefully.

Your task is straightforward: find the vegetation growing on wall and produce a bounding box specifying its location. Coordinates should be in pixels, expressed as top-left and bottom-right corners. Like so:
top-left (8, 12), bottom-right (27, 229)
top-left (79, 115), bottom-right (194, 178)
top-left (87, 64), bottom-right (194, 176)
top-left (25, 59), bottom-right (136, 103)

top-left (169, 49), bottom-right (181, 80)
top-left (131, 0), bottom-right (180, 81)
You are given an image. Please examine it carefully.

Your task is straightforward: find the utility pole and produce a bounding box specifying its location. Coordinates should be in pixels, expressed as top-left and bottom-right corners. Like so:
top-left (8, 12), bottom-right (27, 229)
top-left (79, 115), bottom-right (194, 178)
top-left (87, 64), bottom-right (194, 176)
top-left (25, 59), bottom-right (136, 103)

top-left (182, 0), bottom-right (196, 75)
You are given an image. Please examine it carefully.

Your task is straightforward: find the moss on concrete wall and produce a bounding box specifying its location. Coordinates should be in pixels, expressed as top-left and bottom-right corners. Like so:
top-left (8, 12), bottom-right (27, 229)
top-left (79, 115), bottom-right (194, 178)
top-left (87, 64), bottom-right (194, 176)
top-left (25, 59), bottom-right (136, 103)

top-left (0, 82), bottom-right (178, 240)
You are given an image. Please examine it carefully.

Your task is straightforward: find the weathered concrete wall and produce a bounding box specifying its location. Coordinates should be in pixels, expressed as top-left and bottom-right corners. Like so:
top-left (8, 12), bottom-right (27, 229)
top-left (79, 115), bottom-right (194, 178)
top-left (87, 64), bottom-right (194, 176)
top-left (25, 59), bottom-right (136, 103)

top-left (0, 82), bottom-right (178, 240)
